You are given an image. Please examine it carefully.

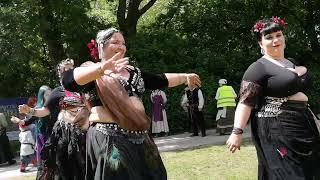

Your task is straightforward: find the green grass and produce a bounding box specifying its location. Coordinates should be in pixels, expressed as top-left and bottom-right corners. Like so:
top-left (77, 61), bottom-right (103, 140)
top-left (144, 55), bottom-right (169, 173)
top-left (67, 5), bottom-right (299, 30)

top-left (8, 175), bottom-right (35, 180)
top-left (161, 143), bottom-right (257, 180)
top-left (7, 143), bottom-right (257, 180)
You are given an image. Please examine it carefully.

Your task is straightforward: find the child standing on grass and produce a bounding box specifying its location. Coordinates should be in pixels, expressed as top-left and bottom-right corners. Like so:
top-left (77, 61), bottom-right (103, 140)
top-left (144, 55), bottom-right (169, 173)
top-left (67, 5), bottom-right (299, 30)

top-left (18, 124), bottom-right (36, 172)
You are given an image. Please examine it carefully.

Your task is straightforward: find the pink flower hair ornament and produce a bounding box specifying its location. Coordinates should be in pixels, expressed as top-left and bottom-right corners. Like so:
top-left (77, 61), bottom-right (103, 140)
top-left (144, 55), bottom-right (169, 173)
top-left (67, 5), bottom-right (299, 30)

top-left (271, 16), bottom-right (286, 29)
top-left (253, 22), bottom-right (265, 33)
top-left (253, 16), bottom-right (286, 33)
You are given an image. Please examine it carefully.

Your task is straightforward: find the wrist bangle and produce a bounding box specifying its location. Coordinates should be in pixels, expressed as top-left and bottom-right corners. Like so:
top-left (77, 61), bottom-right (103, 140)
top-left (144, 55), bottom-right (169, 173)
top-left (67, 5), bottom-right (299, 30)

top-left (97, 63), bottom-right (104, 76)
top-left (232, 127), bottom-right (243, 135)
top-left (28, 108), bottom-right (35, 116)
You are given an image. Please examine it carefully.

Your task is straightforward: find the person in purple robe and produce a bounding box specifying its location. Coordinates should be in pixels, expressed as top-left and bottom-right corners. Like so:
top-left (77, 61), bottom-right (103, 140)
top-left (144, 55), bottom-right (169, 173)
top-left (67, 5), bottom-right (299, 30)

top-left (151, 89), bottom-right (169, 136)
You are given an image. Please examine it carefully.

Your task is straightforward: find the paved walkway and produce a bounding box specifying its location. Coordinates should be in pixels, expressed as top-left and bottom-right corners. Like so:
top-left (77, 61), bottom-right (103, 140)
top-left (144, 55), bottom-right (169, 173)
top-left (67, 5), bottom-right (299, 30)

top-left (0, 161), bottom-right (37, 180)
top-left (155, 128), bottom-right (251, 152)
top-left (0, 128), bottom-right (251, 179)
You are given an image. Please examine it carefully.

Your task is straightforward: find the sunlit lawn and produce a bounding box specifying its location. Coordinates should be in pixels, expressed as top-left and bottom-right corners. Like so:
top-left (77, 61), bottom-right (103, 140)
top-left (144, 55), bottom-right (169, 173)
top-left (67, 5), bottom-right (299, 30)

top-left (161, 143), bottom-right (257, 180)
top-left (7, 174), bottom-right (35, 180)
top-left (8, 143), bottom-right (257, 180)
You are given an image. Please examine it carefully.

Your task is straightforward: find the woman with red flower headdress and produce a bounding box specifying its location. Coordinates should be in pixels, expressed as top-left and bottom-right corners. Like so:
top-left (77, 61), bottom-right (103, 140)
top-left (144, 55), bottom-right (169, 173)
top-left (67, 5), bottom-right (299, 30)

top-left (62, 27), bottom-right (201, 179)
top-left (226, 16), bottom-right (320, 179)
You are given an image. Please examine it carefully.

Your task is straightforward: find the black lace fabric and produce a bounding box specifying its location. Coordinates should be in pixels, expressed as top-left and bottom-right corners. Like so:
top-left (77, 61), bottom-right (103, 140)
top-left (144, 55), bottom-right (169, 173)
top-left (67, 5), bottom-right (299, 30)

top-left (239, 80), bottom-right (262, 109)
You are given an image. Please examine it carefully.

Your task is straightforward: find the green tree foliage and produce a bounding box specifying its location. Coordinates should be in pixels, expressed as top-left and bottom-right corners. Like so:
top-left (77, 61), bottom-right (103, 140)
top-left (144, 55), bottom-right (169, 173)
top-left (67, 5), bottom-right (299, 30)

top-left (127, 0), bottom-right (320, 131)
top-left (0, 0), bottom-right (319, 133)
top-left (0, 0), bottom-right (105, 97)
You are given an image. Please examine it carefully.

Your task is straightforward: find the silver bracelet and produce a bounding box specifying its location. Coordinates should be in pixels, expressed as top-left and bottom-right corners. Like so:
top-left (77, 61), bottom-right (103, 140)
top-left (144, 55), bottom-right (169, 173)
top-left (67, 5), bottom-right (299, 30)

top-left (232, 127), bottom-right (243, 135)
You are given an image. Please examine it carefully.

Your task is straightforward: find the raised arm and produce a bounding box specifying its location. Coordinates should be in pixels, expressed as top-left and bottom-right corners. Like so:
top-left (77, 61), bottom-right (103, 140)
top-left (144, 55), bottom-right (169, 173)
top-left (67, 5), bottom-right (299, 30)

top-left (19, 105), bottom-right (50, 118)
top-left (161, 91), bottom-right (167, 104)
top-left (181, 93), bottom-right (188, 112)
top-left (198, 89), bottom-right (204, 110)
top-left (164, 73), bottom-right (201, 88)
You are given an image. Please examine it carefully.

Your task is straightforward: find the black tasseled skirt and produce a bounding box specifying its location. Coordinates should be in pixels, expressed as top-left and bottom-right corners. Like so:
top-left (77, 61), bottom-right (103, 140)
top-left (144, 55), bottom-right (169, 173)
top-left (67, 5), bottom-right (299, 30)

top-left (251, 101), bottom-right (320, 180)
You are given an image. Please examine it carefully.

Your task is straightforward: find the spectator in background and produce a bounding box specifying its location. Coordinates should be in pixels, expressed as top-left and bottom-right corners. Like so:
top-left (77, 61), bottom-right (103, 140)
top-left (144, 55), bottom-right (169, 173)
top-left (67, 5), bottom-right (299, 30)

top-left (18, 123), bottom-right (36, 172)
top-left (10, 97), bottom-right (38, 140)
top-left (215, 79), bottom-right (237, 135)
top-left (151, 89), bottom-right (169, 137)
top-left (181, 87), bottom-right (191, 132)
top-left (0, 112), bottom-right (16, 165)
top-left (181, 86), bottom-right (206, 137)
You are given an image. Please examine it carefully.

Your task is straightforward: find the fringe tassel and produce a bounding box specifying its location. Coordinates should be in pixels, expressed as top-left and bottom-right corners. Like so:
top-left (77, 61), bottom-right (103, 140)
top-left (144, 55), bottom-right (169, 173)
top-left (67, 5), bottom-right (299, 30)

top-left (108, 144), bottom-right (120, 171)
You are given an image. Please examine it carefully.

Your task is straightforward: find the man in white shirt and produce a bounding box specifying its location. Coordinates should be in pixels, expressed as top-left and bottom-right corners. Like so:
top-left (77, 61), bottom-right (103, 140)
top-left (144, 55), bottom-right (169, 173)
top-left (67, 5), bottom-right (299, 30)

top-left (181, 87), bottom-right (206, 137)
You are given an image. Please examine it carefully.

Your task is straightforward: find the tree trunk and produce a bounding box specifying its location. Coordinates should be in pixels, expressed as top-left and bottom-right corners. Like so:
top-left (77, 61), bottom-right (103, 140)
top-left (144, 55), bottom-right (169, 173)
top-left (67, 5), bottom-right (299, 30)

top-left (117, 0), bottom-right (157, 38)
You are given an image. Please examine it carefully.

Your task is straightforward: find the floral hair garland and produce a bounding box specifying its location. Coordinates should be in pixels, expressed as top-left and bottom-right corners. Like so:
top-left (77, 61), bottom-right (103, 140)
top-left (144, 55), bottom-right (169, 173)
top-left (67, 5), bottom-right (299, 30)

top-left (87, 39), bottom-right (98, 60)
top-left (253, 16), bottom-right (286, 33)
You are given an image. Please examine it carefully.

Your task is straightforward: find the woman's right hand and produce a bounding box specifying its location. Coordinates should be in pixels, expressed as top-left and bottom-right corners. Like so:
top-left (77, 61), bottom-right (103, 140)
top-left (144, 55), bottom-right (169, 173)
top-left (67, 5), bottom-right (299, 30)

top-left (101, 52), bottom-right (129, 73)
top-left (186, 73), bottom-right (201, 89)
top-left (226, 133), bottom-right (243, 153)
top-left (19, 104), bottom-right (31, 114)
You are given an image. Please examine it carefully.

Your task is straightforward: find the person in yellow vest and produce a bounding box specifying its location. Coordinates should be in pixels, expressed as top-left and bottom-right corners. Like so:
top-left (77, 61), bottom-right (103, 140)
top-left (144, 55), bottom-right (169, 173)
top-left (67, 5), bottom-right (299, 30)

top-left (215, 79), bottom-right (237, 135)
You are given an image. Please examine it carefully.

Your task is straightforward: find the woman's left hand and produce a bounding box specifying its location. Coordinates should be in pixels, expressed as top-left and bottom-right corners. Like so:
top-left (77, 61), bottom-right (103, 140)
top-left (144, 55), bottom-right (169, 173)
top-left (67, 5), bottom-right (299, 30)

top-left (10, 116), bottom-right (21, 123)
top-left (226, 133), bottom-right (243, 153)
top-left (187, 73), bottom-right (201, 89)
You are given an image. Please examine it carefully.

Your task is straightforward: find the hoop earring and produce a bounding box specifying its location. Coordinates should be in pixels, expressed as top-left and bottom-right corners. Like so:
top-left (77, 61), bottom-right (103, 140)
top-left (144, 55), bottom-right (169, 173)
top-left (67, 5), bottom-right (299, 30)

top-left (260, 48), bottom-right (265, 55)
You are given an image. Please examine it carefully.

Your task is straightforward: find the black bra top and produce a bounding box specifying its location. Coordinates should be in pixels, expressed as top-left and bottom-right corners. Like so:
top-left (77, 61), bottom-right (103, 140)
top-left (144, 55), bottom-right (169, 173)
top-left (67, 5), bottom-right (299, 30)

top-left (62, 67), bottom-right (169, 107)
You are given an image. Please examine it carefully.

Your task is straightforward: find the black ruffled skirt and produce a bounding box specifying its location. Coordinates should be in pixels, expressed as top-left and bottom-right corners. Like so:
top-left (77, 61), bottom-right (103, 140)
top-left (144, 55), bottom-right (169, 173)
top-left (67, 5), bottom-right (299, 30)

top-left (86, 123), bottom-right (167, 180)
top-left (38, 120), bottom-right (86, 180)
top-left (251, 101), bottom-right (320, 180)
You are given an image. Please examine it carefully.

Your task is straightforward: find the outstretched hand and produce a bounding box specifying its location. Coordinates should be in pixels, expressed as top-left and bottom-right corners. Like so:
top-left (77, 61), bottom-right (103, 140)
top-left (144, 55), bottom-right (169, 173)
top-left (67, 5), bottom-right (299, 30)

top-left (18, 104), bottom-right (31, 114)
top-left (187, 73), bottom-right (201, 89)
top-left (101, 52), bottom-right (129, 74)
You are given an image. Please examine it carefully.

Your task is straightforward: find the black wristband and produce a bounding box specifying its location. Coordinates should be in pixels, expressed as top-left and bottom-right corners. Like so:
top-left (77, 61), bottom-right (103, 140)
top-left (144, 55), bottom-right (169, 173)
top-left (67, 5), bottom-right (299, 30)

top-left (232, 127), bottom-right (243, 135)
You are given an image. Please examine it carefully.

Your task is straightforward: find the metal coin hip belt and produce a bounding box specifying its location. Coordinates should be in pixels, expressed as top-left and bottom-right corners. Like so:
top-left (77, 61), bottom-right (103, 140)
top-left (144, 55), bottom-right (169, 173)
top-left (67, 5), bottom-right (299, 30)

top-left (256, 96), bottom-right (309, 118)
top-left (256, 96), bottom-right (288, 118)
top-left (95, 123), bottom-right (148, 144)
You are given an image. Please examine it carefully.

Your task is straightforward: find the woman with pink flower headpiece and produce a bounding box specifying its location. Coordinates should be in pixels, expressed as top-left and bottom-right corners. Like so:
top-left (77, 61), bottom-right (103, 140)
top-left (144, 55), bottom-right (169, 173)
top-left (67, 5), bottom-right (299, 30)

top-left (226, 16), bottom-right (320, 179)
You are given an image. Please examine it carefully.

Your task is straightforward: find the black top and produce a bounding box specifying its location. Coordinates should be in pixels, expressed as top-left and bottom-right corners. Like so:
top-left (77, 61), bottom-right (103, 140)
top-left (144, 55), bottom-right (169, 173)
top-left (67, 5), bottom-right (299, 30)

top-left (239, 58), bottom-right (312, 108)
top-left (44, 86), bottom-right (65, 122)
top-left (62, 67), bottom-right (169, 107)
top-left (23, 86), bottom-right (64, 130)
